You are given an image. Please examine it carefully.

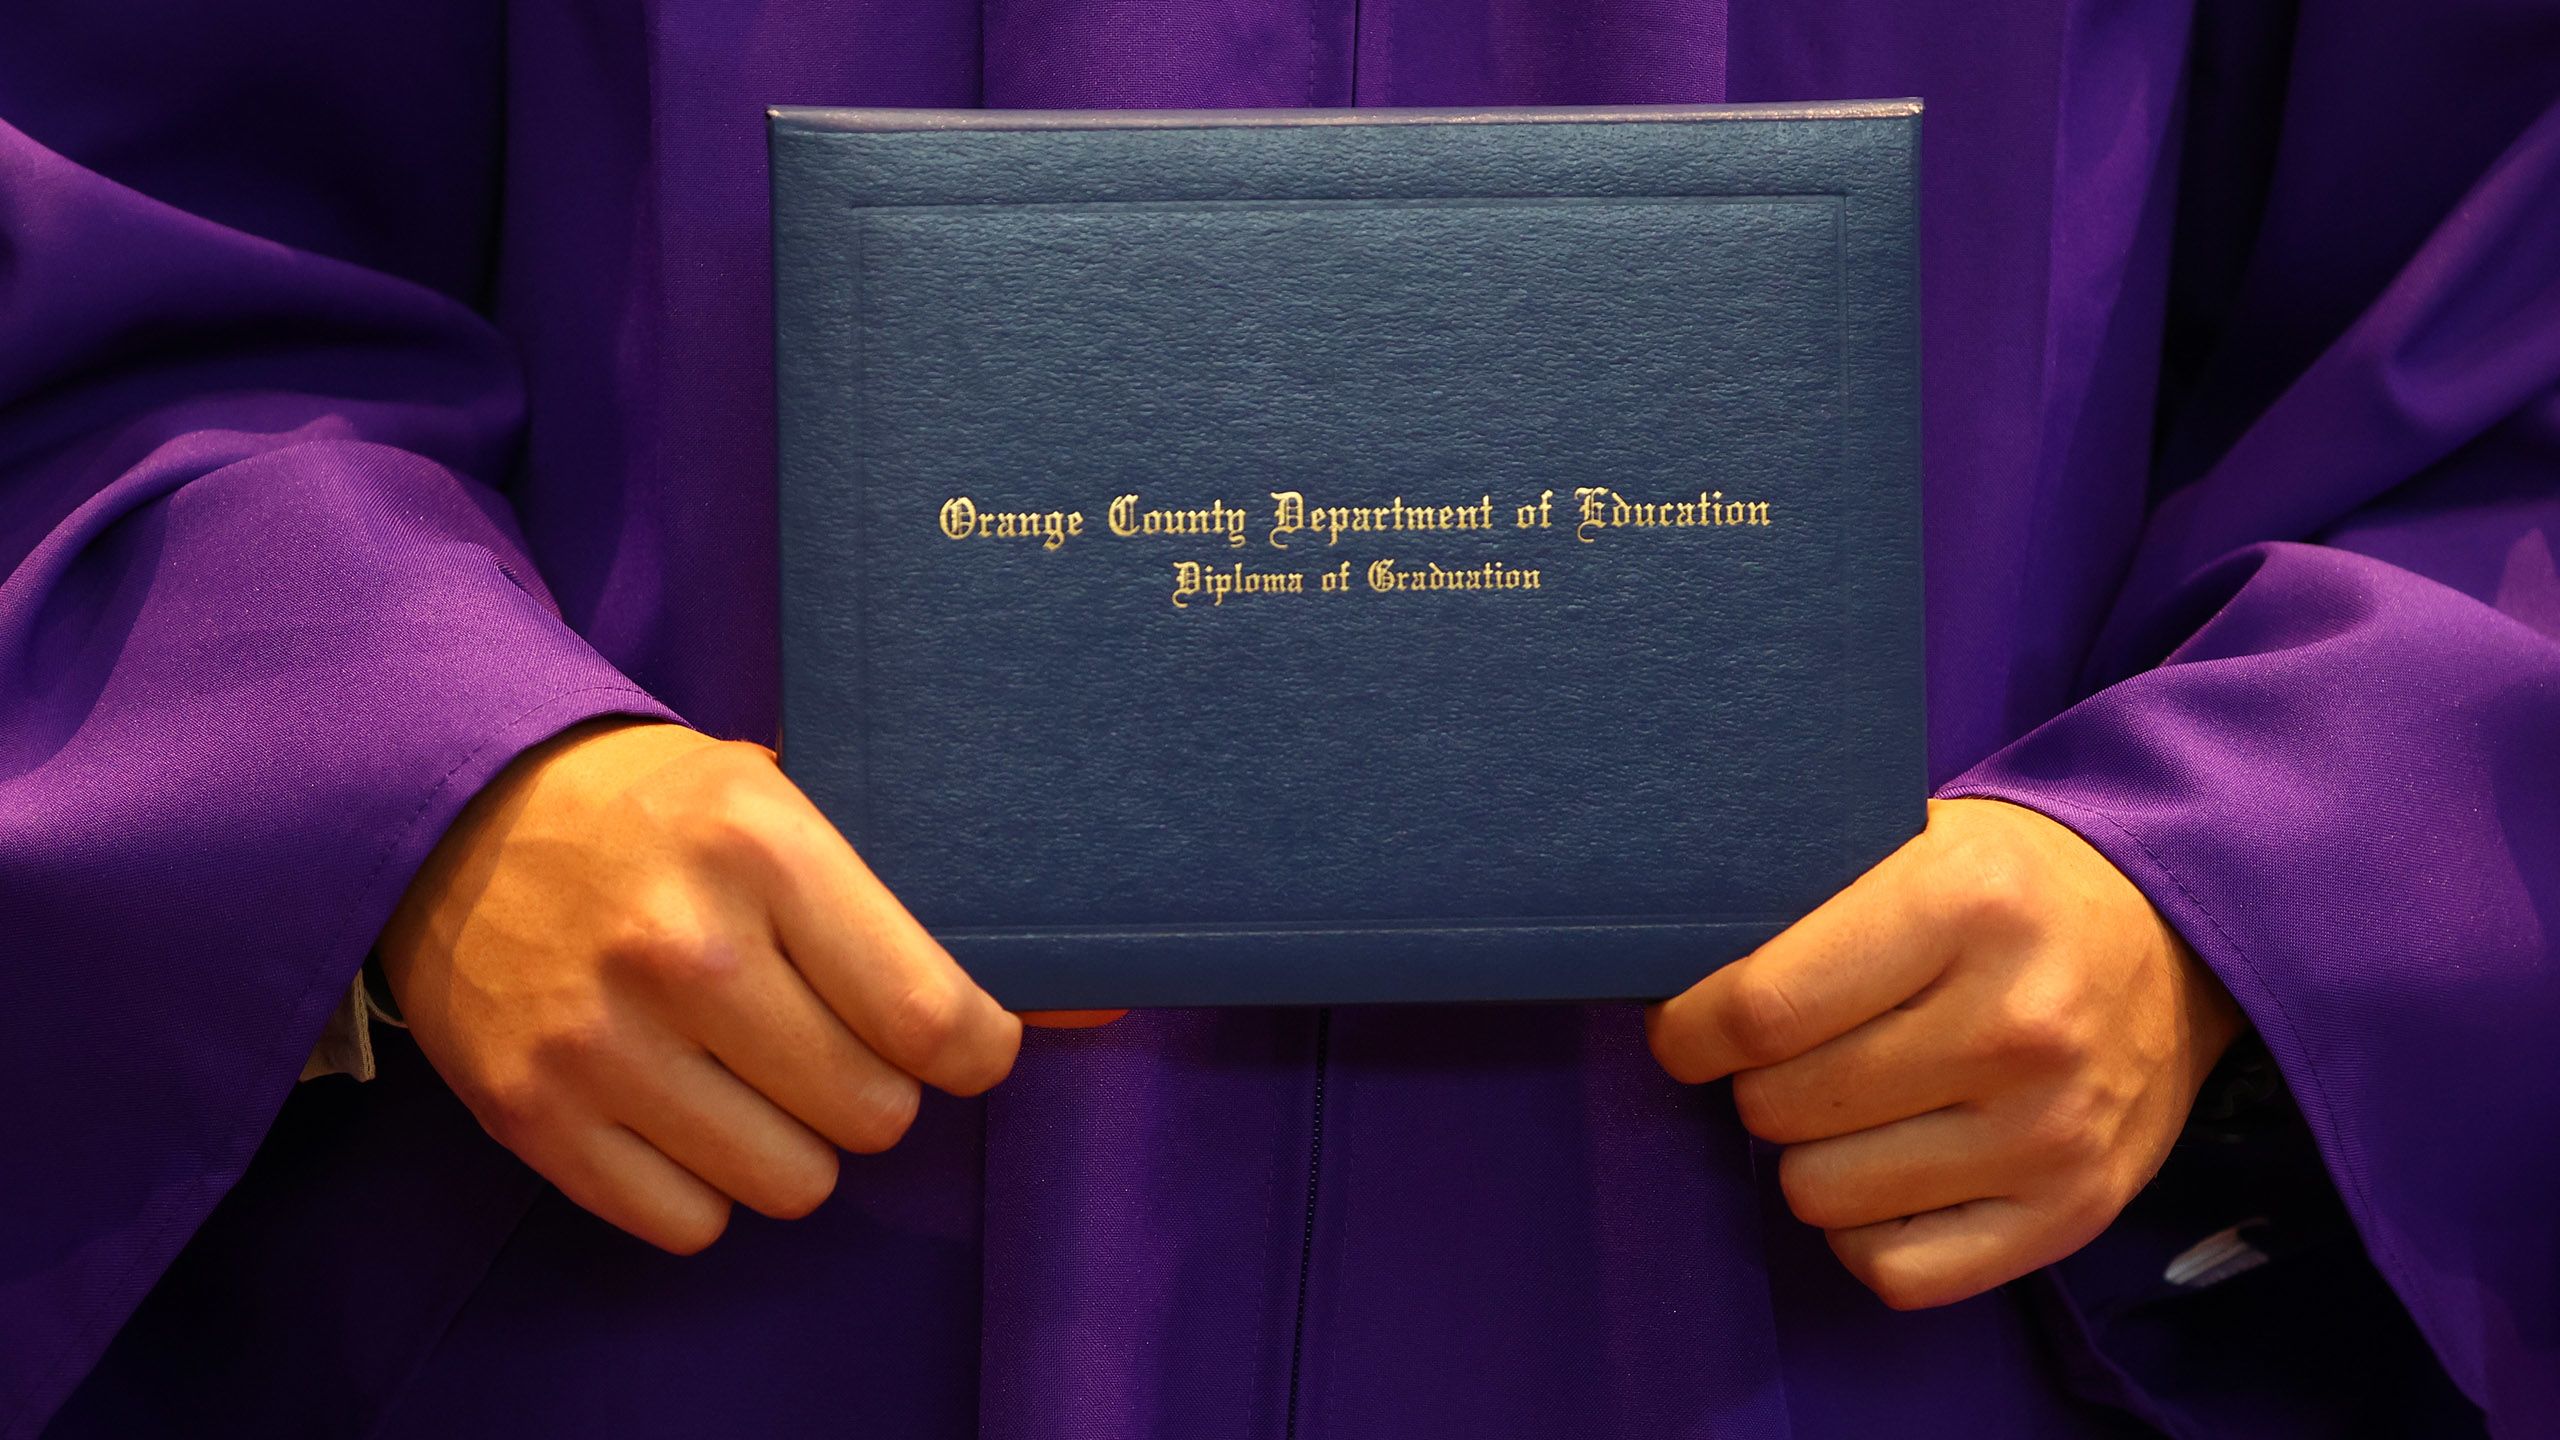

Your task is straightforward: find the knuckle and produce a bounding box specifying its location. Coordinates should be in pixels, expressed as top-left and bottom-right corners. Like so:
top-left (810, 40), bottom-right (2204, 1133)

top-left (2017, 1084), bottom-right (2112, 1167)
top-left (1832, 1232), bottom-right (1958, 1312)
top-left (602, 911), bottom-right (745, 997)
top-left (656, 1198), bottom-right (733, 1256)
top-left (1730, 1070), bottom-right (1802, 1143)
top-left (2055, 1177), bottom-right (2130, 1245)
top-left (1860, 1251), bottom-right (1947, 1312)
top-left (839, 1077), bottom-right (923, 1154)
top-left (1990, 988), bottom-right (2082, 1069)
top-left (1643, 1006), bottom-right (1706, 1083)
top-left (939, 1014), bottom-right (1022, 1098)
top-left (696, 775), bottom-right (793, 877)
top-left (1948, 841), bottom-right (2036, 936)
top-left (598, 912), bottom-right (688, 983)
top-left (697, 799), bottom-right (773, 874)
top-left (528, 1011), bottom-right (620, 1077)
top-left (1777, 1149), bottom-right (1847, 1229)
top-left (756, 1147), bottom-right (841, 1221)
top-left (467, 1074), bottom-right (550, 1149)
top-left (1722, 970), bottom-right (1811, 1065)
top-left (882, 977), bottom-right (966, 1063)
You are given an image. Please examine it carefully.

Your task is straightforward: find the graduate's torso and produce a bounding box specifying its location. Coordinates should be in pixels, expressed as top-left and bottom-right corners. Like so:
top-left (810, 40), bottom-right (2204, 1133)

top-left (388, 6), bottom-right (2162, 1437)
top-left (33, 2), bottom-right (2311, 1436)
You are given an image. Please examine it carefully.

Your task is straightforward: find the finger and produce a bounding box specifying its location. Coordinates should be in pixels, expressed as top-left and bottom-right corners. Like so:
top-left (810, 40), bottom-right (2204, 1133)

top-left (1731, 998), bottom-right (1990, 1143)
top-left (608, 1043), bottom-right (844, 1222)
top-left (763, 815), bottom-right (1022, 1096)
top-left (1648, 853), bottom-right (1953, 1083)
top-left (677, 943), bottom-right (925, 1155)
top-left (1773, 1106), bottom-right (2010, 1231)
top-left (1826, 1197), bottom-right (2051, 1311)
top-left (1022, 1009), bottom-right (1128, 1029)
top-left (535, 1120), bottom-right (735, 1255)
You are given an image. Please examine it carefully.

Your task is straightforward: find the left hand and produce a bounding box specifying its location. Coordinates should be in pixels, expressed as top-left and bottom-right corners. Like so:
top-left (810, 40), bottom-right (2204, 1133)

top-left (1646, 797), bottom-right (2248, 1310)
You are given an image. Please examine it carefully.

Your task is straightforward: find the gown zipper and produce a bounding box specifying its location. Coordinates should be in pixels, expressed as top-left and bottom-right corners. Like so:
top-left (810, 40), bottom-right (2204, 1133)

top-left (1283, 1006), bottom-right (1334, 1440)
top-left (1288, 17), bottom-right (1358, 1435)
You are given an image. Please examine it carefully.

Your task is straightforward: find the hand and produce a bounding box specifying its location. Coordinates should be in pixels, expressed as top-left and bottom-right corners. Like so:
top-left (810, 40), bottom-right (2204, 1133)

top-left (379, 719), bottom-right (1023, 1254)
top-left (1646, 798), bottom-right (2246, 1309)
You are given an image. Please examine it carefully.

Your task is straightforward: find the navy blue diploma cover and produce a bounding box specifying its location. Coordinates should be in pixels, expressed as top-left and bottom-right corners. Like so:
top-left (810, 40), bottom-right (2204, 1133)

top-left (770, 103), bottom-right (1925, 1008)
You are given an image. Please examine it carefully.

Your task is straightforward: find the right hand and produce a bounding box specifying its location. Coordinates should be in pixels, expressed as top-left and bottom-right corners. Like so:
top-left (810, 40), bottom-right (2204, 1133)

top-left (377, 718), bottom-right (1021, 1254)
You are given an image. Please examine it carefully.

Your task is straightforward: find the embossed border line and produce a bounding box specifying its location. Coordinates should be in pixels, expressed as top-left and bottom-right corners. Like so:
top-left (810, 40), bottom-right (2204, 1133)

top-left (841, 192), bottom-right (1862, 937)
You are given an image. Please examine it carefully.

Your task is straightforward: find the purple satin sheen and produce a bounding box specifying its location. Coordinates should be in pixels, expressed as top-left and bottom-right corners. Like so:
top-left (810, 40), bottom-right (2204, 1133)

top-left (1942, 96), bottom-right (2560, 1426)
top-left (3, 2), bottom-right (2555, 1438)
top-left (0, 69), bottom-right (681, 1440)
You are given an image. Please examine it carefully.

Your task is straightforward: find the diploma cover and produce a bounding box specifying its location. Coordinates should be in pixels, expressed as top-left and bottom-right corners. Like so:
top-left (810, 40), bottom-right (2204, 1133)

top-left (769, 103), bottom-right (1924, 1007)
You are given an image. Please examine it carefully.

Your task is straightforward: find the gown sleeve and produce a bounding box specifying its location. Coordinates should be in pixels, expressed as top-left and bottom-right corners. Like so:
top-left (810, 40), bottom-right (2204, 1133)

top-left (0, 114), bottom-right (678, 1435)
top-left (1940, 97), bottom-right (2560, 1431)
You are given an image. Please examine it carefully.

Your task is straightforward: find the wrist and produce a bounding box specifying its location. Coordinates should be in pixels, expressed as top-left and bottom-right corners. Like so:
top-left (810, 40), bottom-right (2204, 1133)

top-left (378, 717), bottom-right (712, 1000)
top-left (2175, 935), bottom-right (2249, 1091)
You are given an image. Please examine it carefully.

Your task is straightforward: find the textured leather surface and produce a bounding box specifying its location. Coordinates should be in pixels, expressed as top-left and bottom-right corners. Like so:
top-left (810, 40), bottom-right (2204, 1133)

top-left (770, 104), bottom-right (1923, 1007)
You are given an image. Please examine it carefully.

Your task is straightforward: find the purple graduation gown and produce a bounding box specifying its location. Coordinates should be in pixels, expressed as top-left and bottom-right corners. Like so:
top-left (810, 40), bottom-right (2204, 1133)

top-left (4, 0), bottom-right (2555, 1435)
